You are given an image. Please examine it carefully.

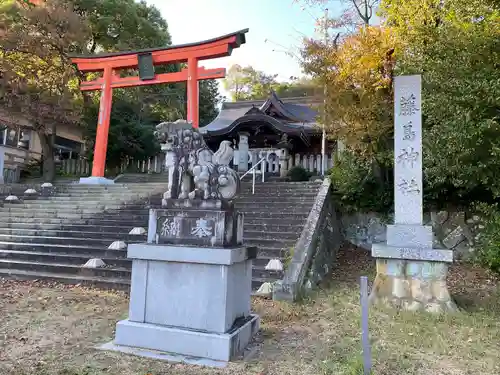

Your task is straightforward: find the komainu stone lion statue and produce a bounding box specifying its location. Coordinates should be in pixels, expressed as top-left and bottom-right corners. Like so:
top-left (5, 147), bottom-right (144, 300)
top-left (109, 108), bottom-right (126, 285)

top-left (154, 120), bottom-right (240, 206)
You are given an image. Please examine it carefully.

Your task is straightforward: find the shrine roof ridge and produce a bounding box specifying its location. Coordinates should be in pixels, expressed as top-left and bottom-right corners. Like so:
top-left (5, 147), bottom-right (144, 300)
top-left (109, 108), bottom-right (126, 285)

top-left (221, 95), bottom-right (322, 110)
top-left (69, 28), bottom-right (249, 59)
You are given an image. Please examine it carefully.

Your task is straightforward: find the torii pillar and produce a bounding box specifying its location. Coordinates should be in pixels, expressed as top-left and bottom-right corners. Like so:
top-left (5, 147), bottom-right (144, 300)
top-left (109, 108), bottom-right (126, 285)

top-left (71, 29), bottom-right (248, 184)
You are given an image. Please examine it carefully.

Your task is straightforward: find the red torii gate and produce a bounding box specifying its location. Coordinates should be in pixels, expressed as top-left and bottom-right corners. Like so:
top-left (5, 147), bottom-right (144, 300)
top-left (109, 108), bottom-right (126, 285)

top-left (71, 29), bottom-right (248, 183)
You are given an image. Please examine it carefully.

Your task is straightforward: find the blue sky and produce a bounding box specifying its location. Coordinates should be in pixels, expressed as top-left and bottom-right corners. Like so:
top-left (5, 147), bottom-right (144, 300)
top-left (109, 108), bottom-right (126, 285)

top-left (147, 0), bottom-right (332, 98)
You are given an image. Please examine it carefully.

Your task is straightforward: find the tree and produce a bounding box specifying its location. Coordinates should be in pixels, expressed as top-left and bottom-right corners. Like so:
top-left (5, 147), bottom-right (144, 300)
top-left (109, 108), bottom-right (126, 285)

top-left (302, 25), bottom-right (397, 160)
top-left (199, 79), bottom-right (221, 126)
top-left (295, 0), bottom-right (380, 27)
top-left (223, 64), bottom-right (279, 101)
top-left (302, 0), bottom-right (500, 210)
top-left (0, 0), bottom-right (174, 181)
top-left (274, 77), bottom-right (322, 98)
top-left (223, 64), bottom-right (320, 101)
top-left (0, 0), bottom-right (89, 181)
top-left (83, 88), bottom-right (161, 171)
top-left (69, 0), bottom-right (171, 54)
top-left (380, 0), bottom-right (500, 206)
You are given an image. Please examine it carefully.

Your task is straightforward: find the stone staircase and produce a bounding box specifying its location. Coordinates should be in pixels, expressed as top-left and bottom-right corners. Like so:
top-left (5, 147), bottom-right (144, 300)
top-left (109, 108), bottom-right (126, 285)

top-left (0, 178), bottom-right (322, 291)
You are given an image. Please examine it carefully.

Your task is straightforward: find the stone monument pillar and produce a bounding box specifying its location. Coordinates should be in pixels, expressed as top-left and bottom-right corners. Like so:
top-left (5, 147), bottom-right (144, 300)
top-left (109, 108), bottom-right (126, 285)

top-left (0, 146), bottom-right (5, 184)
top-left (237, 132), bottom-right (249, 172)
top-left (103, 120), bottom-right (260, 366)
top-left (370, 75), bottom-right (456, 313)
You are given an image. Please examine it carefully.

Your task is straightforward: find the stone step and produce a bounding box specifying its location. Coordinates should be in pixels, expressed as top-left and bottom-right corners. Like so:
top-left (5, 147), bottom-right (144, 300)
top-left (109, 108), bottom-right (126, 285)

top-left (0, 257), bottom-right (283, 280)
top-left (244, 223), bottom-right (305, 232)
top-left (3, 195), bottom-right (148, 202)
top-left (0, 222), bottom-right (137, 233)
top-left (251, 277), bottom-right (277, 290)
top-left (0, 249), bottom-right (131, 267)
top-left (252, 256), bottom-right (286, 268)
top-left (4, 200), bottom-right (315, 211)
top-left (0, 242), bottom-right (290, 263)
top-left (0, 259), bottom-right (131, 279)
top-left (0, 210), bottom-right (311, 220)
top-left (0, 218), bottom-right (149, 227)
top-left (243, 231), bottom-right (298, 240)
top-left (0, 216), bottom-right (307, 228)
top-left (11, 191), bottom-right (317, 201)
top-left (252, 266), bottom-right (283, 280)
top-left (0, 247), bottom-right (289, 267)
top-left (0, 268), bottom-right (130, 290)
top-left (0, 222), bottom-right (304, 235)
top-left (53, 183), bottom-right (165, 189)
top-left (0, 228), bottom-right (144, 240)
top-left (0, 241), bottom-right (129, 257)
top-left (0, 234), bottom-right (141, 247)
top-left (236, 197), bottom-right (316, 203)
top-left (0, 235), bottom-right (295, 250)
top-left (47, 189), bottom-right (161, 195)
top-left (0, 263), bottom-right (279, 292)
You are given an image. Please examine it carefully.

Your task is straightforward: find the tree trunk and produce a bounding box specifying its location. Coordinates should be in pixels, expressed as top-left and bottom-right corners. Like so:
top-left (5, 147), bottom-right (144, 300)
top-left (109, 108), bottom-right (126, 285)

top-left (39, 129), bottom-right (56, 183)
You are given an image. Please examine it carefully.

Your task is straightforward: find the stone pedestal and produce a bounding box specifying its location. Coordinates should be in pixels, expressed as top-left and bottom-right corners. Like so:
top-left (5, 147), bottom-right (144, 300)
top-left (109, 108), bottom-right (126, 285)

top-left (237, 133), bottom-right (249, 172)
top-left (111, 244), bottom-right (259, 363)
top-left (0, 146), bottom-right (5, 184)
top-left (370, 258), bottom-right (455, 312)
top-left (279, 148), bottom-right (289, 178)
top-left (103, 200), bottom-right (260, 366)
top-left (370, 226), bottom-right (456, 312)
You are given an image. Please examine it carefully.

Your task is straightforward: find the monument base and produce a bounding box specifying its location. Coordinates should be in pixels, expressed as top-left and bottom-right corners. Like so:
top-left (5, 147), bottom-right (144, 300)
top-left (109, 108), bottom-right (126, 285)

top-left (79, 176), bottom-right (115, 185)
top-left (104, 315), bottom-right (260, 366)
top-left (369, 258), bottom-right (457, 313)
top-left (104, 242), bottom-right (260, 366)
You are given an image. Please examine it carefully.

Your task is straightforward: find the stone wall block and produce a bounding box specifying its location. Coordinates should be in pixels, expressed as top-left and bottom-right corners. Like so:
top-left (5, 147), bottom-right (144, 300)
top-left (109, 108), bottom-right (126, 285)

top-left (442, 226), bottom-right (466, 249)
top-left (386, 259), bottom-right (405, 277)
top-left (405, 300), bottom-right (423, 311)
top-left (432, 211), bottom-right (449, 225)
top-left (432, 280), bottom-right (451, 302)
top-left (425, 302), bottom-right (444, 314)
top-left (392, 277), bottom-right (410, 299)
top-left (406, 261), bottom-right (422, 277)
top-left (376, 259), bottom-right (388, 274)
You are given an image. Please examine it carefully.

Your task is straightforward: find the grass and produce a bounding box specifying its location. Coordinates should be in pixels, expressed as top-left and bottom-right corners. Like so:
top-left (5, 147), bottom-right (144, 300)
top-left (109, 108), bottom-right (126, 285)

top-left (1, 247), bottom-right (500, 375)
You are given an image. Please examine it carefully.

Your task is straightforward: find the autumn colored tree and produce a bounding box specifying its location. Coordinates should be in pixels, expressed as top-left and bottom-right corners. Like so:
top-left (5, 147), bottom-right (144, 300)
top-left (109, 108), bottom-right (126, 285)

top-left (303, 26), bottom-right (396, 157)
top-left (0, 0), bottom-right (221, 181)
top-left (301, 0), bottom-right (500, 212)
top-left (381, 0), bottom-right (500, 205)
top-left (0, 0), bottom-right (89, 181)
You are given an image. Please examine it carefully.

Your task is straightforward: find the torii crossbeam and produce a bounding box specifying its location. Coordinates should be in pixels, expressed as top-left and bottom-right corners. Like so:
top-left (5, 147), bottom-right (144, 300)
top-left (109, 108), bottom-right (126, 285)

top-left (71, 29), bottom-right (248, 183)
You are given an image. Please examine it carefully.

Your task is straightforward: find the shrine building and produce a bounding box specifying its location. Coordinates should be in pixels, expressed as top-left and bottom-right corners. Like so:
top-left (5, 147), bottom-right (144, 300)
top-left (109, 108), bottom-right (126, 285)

top-left (201, 91), bottom-right (335, 176)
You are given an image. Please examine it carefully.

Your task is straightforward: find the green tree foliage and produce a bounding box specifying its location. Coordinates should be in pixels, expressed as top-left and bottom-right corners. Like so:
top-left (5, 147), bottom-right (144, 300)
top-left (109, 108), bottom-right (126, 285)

top-left (199, 79), bottom-right (221, 126)
top-left (302, 0), bottom-right (500, 212)
top-left (0, 0), bottom-right (221, 180)
top-left (381, 0), bottom-right (500, 206)
top-left (223, 64), bottom-right (319, 101)
top-left (223, 64), bottom-right (279, 101)
top-left (83, 89), bottom-right (161, 171)
top-left (69, 0), bottom-right (170, 53)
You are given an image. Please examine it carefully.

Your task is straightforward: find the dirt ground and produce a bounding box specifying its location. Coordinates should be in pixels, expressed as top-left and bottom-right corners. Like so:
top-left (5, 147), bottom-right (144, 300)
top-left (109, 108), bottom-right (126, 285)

top-left (1, 247), bottom-right (500, 375)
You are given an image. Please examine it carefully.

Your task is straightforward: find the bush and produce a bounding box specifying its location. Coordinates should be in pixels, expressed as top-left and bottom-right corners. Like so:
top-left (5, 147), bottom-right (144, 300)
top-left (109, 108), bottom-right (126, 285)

top-left (287, 166), bottom-right (311, 182)
top-left (473, 203), bottom-right (500, 273)
top-left (329, 152), bottom-right (393, 213)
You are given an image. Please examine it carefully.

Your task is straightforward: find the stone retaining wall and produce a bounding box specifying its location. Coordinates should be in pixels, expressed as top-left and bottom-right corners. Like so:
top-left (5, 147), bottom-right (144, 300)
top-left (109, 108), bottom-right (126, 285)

top-left (273, 179), bottom-right (343, 301)
top-left (343, 211), bottom-right (480, 259)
